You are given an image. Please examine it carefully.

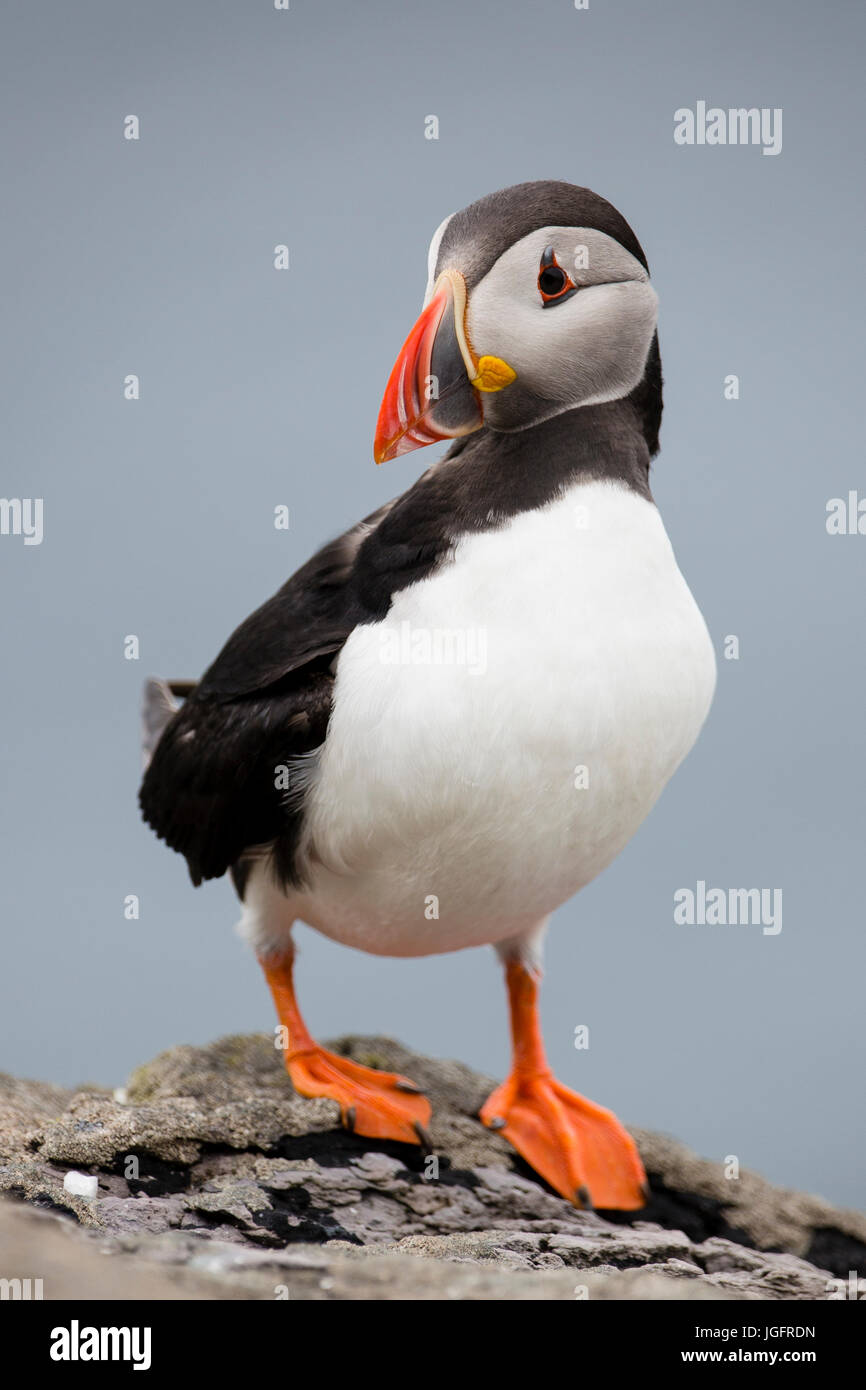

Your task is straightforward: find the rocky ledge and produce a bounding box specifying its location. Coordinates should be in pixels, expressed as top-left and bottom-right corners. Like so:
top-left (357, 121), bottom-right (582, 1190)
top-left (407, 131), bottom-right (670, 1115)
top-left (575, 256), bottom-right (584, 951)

top-left (1, 1034), bottom-right (863, 1301)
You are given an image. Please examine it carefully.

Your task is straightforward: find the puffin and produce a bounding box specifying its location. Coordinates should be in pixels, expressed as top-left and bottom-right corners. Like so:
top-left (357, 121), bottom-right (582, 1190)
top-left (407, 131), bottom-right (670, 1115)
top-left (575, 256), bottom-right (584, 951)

top-left (140, 180), bottom-right (716, 1211)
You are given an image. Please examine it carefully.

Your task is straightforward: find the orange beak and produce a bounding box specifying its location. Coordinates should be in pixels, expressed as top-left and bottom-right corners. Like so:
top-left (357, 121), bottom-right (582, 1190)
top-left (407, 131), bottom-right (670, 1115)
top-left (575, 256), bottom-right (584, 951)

top-left (373, 270), bottom-right (485, 464)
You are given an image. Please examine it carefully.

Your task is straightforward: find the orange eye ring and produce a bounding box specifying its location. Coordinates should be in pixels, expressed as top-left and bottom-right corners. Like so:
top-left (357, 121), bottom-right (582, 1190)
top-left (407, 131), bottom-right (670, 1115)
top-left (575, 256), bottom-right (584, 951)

top-left (538, 246), bottom-right (578, 307)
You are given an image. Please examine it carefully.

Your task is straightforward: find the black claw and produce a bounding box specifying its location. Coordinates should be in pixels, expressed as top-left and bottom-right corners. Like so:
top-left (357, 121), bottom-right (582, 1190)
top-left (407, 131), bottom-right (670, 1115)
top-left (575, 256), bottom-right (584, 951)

top-left (487, 1115), bottom-right (507, 1131)
top-left (344, 1105), bottom-right (356, 1134)
top-left (413, 1121), bottom-right (433, 1152)
top-left (394, 1080), bottom-right (423, 1094)
top-left (575, 1185), bottom-right (594, 1210)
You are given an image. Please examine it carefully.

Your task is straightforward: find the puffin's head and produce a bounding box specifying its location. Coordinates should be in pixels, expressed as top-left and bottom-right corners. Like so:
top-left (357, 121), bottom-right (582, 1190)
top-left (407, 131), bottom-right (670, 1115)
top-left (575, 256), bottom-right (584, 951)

top-left (374, 180), bottom-right (661, 464)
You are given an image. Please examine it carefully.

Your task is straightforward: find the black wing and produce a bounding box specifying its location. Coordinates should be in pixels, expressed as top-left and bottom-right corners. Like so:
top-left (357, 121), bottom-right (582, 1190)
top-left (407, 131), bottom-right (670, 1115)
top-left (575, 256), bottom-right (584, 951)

top-left (139, 511), bottom-right (385, 889)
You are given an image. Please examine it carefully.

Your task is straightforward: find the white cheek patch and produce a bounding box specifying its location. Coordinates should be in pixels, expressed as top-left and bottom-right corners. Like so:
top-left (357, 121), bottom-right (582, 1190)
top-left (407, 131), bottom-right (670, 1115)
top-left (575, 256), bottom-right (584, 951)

top-left (465, 227), bottom-right (657, 420)
top-left (569, 281), bottom-right (659, 405)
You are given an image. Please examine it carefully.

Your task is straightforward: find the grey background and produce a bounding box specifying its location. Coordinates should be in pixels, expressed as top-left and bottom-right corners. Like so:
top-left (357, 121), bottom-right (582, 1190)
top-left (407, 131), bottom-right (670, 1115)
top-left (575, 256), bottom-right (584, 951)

top-left (1, 0), bottom-right (863, 1208)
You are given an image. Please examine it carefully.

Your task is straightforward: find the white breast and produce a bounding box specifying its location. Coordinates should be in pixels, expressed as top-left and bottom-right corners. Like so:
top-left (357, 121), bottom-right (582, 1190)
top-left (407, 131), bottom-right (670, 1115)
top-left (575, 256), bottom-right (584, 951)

top-left (290, 479), bottom-right (716, 957)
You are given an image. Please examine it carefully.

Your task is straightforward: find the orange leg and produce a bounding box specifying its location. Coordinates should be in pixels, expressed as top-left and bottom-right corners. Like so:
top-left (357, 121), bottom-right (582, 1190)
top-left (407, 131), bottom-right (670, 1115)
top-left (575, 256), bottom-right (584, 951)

top-left (260, 951), bottom-right (431, 1146)
top-left (480, 958), bottom-right (647, 1210)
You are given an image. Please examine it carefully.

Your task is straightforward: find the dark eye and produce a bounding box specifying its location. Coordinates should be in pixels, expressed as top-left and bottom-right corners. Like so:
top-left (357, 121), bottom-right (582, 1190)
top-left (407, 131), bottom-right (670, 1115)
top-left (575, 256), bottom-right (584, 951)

top-left (539, 265), bottom-right (567, 296)
top-left (538, 246), bottom-right (578, 307)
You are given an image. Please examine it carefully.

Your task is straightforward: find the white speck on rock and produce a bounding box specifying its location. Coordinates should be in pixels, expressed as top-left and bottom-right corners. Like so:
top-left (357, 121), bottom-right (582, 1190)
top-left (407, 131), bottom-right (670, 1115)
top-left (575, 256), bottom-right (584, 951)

top-left (64, 1171), bottom-right (98, 1199)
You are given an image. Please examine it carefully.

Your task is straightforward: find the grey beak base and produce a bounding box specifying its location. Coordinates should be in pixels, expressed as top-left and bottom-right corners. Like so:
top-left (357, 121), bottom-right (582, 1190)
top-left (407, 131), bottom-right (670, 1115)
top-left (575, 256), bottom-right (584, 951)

top-left (427, 292), bottom-right (484, 437)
